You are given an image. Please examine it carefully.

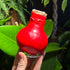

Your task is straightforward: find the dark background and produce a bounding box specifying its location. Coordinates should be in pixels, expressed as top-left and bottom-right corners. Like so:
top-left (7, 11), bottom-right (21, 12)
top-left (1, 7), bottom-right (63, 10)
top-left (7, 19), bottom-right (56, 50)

top-left (27, 0), bottom-right (70, 30)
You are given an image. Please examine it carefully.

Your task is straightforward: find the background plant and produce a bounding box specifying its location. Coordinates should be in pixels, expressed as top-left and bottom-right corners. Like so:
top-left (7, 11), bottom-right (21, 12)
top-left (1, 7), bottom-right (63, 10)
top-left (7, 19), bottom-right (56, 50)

top-left (0, 0), bottom-right (68, 25)
top-left (0, 0), bottom-right (69, 70)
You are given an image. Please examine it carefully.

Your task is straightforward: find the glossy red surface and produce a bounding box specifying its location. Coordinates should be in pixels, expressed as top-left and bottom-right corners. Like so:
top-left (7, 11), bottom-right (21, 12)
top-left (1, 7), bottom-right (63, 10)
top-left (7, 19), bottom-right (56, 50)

top-left (16, 11), bottom-right (48, 55)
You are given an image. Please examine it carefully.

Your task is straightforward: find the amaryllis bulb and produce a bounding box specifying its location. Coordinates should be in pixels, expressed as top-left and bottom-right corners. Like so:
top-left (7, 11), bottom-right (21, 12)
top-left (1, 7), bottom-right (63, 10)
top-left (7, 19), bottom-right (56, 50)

top-left (16, 9), bottom-right (48, 55)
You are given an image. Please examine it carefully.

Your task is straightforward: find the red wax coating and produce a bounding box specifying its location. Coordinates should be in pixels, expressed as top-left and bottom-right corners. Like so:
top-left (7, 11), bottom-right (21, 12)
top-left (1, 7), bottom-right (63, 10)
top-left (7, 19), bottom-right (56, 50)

top-left (16, 11), bottom-right (48, 55)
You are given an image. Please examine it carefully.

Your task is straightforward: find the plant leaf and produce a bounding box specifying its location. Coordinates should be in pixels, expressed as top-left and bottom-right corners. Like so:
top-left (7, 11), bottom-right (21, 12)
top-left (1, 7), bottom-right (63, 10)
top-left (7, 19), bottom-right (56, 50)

top-left (0, 11), bottom-right (5, 19)
top-left (8, 0), bottom-right (26, 25)
top-left (19, 23), bottom-right (25, 28)
top-left (55, 60), bottom-right (62, 70)
top-left (0, 17), bottom-right (11, 25)
top-left (45, 42), bottom-right (66, 53)
top-left (44, 0), bottom-right (49, 6)
top-left (23, 7), bottom-right (31, 15)
top-left (44, 19), bottom-right (53, 38)
top-left (41, 52), bottom-right (62, 70)
top-left (41, 57), bottom-right (56, 70)
top-left (0, 0), bottom-right (9, 15)
top-left (17, 10), bottom-right (27, 25)
top-left (41, 52), bottom-right (57, 70)
top-left (0, 25), bottom-right (25, 56)
top-left (41, 0), bottom-right (43, 3)
top-left (62, 0), bottom-right (67, 13)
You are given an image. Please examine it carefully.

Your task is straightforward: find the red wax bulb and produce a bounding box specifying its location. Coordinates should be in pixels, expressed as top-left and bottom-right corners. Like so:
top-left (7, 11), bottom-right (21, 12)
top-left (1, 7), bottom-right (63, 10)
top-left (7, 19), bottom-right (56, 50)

top-left (16, 9), bottom-right (48, 55)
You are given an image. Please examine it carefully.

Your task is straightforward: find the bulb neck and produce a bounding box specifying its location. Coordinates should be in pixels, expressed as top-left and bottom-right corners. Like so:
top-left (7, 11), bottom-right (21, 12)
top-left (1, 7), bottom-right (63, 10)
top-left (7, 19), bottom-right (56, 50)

top-left (28, 10), bottom-right (47, 29)
top-left (30, 12), bottom-right (46, 24)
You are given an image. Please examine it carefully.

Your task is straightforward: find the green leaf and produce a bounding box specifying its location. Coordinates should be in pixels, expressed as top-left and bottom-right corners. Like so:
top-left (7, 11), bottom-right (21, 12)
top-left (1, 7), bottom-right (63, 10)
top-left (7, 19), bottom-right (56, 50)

top-left (17, 0), bottom-right (25, 5)
top-left (19, 23), bottom-right (26, 29)
top-left (0, 25), bottom-right (25, 56)
top-left (62, 0), bottom-right (67, 13)
top-left (55, 60), bottom-right (62, 70)
top-left (41, 0), bottom-right (49, 6)
top-left (44, 19), bottom-right (53, 38)
top-left (17, 10), bottom-right (26, 25)
top-left (8, 0), bottom-right (26, 25)
top-left (41, 0), bottom-right (43, 3)
top-left (41, 57), bottom-right (56, 70)
top-left (0, 11), bottom-right (5, 19)
top-left (0, 0), bottom-right (9, 15)
top-left (45, 42), bottom-right (66, 53)
top-left (44, 0), bottom-right (49, 6)
top-left (5, 16), bottom-right (11, 21)
top-left (41, 52), bottom-right (57, 70)
top-left (23, 7), bottom-right (31, 15)
top-left (0, 17), bottom-right (11, 25)
top-left (41, 52), bottom-right (62, 70)
top-left (17, 0), bottom-right (27, 6)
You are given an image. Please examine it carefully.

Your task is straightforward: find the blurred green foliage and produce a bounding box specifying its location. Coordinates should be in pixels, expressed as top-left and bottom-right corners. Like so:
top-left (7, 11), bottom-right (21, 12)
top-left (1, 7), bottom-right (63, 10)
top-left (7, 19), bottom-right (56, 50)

top-left (62, 0), bottom-right (68, 13)
top-left (0, 17), bottom-right (11, 25)
top-left (0, 0), bottom-right (29, 25)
